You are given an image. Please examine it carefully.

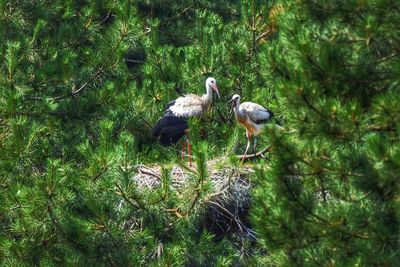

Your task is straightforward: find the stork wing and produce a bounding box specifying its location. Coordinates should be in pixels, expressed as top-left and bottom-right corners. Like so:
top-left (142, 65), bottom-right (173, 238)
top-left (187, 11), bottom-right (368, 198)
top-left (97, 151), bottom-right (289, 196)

top-left (240, 102), bottom-right (274, 124)
top-left (168, 94), bottom-right (204, 118)
top-left (164, 100), bottom-right (177, 111)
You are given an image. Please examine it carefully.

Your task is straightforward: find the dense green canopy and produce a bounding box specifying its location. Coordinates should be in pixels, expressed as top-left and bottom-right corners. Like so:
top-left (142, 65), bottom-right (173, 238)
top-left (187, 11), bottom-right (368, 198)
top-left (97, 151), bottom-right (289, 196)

top-left (1, 0), bottom-right (399, 266)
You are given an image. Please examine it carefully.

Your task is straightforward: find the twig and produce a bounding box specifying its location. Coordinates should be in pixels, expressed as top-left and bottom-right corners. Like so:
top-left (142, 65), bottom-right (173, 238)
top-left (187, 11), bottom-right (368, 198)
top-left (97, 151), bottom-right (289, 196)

top-left (255, 29), bottom-right (272, 42)
top-left (165, 207), bottom-right (185, 218)
top-left (177, 6), bottom-right (192, 17)
top-left (115, 182), bottom-right (142, 209)
top-left (203, 186), bottom-right (230, 201)
top-left (204, 169), bottom-right (236, 201)
top-left (124, 59), bottom-right (146, 64)
top-left (204, 200), bottom-right (245, 233)
top-left (0, 205), bottom-right (27, 216)
top-left (177, 161), bottom-right (197, 174)
top-left (236, 146), bottom-right (272, 160)
top-left (91, 165), bottom-right (108, 181)
top-left (136, 165), bottom-right (162, 180)
top-left (186, 188), bottom-right (201, 216)
top-left (71, 68), bottom-right (104, 95)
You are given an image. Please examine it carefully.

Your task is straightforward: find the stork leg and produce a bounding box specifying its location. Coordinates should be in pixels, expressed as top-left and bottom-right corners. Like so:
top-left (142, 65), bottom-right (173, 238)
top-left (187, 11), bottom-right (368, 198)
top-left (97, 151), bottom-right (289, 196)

top-left (185, 131), bottom-right (192, 167)
top-left (241, 133), bottom-right (251, 165)
top-left (181, 140), bottom-right (185, 160)
top-left (253, 137), bottom-right (258, 156)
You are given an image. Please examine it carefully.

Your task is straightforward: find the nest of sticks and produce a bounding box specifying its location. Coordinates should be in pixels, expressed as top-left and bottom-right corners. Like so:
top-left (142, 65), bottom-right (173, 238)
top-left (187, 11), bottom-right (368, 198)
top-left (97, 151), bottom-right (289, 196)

top-left (132, 159), bottom-right (258, 241)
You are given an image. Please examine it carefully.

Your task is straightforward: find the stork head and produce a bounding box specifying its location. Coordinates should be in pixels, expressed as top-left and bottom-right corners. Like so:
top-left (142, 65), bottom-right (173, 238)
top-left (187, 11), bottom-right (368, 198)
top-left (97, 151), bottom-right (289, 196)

top-left (228, 94), bottom-right (241, 109)
top-left (206, 77), bottom-right (220, 98)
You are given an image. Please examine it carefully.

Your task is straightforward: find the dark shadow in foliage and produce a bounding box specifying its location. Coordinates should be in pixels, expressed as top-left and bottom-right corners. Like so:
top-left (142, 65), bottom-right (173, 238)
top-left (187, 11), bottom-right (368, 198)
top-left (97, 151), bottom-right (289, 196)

top-left (99, 11), bottom-right (115, 26)
top-left (200, 176), bottom-right (257, 245)
top-left (135, 1), bottom-right (241, 47)
top-left (124, 46), bottom-right (146, 71)
top-left (202, 200), bottom-right (253, 242)
top-left (136, 2), bottom-right (194, 46)
top-left (124, 45), bottom-right (146, 88)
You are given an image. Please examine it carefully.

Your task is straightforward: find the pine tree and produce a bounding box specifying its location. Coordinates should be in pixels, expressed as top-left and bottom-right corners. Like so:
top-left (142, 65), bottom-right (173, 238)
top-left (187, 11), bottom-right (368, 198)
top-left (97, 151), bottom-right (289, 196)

top-left (0, 1), bottom-right (151, 265)
top-left (1, 0), bottom-right (269, 265)
top-left (252, 0), bottom-right (400, 265)
top-left (4, 0), bottom-right (397, 265)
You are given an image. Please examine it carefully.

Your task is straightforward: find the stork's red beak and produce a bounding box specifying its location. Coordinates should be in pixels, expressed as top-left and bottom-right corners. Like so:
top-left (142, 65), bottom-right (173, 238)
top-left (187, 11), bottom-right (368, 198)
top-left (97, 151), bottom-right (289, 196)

top-left (212, 84), bottom-right (220, 99)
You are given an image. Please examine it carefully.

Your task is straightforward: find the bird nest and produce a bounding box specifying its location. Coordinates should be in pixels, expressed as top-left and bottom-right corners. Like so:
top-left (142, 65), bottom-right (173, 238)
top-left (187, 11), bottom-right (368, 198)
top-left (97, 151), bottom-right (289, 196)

top-left (132, 160), bottom-right (257, 240)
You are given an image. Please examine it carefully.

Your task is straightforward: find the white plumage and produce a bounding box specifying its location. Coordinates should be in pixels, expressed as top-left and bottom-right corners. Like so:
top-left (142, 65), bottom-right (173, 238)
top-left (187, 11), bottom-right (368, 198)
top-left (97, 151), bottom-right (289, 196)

top-left (152, 77), bottom-right (220, 166)
top-left (239, 102), bottom-right (273, 123)
top-left (168, 77), bottom-right (220, 118)
top-left (169, 94), bottom-right (208, 118)
top-left (229, 94), bottom-right (279, 163)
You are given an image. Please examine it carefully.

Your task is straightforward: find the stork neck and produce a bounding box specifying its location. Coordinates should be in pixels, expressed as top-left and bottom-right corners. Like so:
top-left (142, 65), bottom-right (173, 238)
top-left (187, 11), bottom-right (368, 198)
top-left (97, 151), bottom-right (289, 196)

top-left (203, 83), bottom-right (213, 106)
top-left (235, 99), bottom-right (241, 112)
top-left (233, 101), bottom-right (243, 119)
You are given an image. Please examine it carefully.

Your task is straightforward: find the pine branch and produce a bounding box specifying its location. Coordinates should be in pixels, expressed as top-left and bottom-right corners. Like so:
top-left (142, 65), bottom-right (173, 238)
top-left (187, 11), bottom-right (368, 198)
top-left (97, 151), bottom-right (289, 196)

top-left (255, 29), bottom-right (272, 42)
top-left (186, 188), bottom-right (201, 216)
top-left (215, 106), bottom-right (227, 124)
top-left (301, 93), bottom-right (325, 118)
top-left (30, 28), bottom-right (127, 101)
top-left (115, 182), bottom-right (142, 209)
top-left (0, 205), bottom-right (27, 217)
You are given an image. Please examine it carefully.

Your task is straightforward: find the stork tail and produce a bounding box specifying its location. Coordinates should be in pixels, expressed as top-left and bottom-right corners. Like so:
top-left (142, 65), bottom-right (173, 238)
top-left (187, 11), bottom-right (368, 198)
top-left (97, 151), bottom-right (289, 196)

top-left (152, 113), bottom-right (188, 146)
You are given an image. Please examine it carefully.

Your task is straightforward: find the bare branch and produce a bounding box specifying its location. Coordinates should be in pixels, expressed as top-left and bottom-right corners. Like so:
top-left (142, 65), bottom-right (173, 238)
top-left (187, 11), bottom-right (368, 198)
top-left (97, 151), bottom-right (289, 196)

top-left (135, 165), bottom-right (162, 180)
top-left (236, 146), bottom-right (272, 160)
top-left (204, 200), bottom-right (246, 233)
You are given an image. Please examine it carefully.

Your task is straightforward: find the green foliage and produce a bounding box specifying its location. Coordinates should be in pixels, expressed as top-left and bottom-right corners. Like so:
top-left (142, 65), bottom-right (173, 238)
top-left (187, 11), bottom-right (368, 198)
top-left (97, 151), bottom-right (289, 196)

top-left (251, 0), bottom-right (400, 266)
top-left (1, 0), bottom-right (278, 264)
top-left (1, 0), bottom-right (398, 265)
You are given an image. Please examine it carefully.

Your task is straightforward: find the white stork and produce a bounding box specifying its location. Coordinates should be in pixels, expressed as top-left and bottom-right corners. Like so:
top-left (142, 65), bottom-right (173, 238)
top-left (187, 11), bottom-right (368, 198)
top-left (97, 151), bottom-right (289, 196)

top-left (229, 94), bottom-right (282, 164)
top-left (152, 77), bottom-right (220, 166)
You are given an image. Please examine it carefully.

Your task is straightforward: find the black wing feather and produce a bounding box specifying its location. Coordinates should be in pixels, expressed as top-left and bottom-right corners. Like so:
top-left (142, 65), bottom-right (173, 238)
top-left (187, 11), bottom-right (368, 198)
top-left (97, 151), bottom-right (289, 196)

top-left (152, 111), bottom-right (188, 146)
top-left (164, 100), bottom-right (176, 111)
top-left (253, 109), bottom-right (274, 124)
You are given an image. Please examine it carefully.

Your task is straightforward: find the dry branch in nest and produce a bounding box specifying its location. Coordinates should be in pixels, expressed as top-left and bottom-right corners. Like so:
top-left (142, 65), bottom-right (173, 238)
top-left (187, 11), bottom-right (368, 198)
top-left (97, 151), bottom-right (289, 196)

top-left (131, 160), bottom-right (257, 241)
top-left (236, 146), bottom-right (272, 161)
